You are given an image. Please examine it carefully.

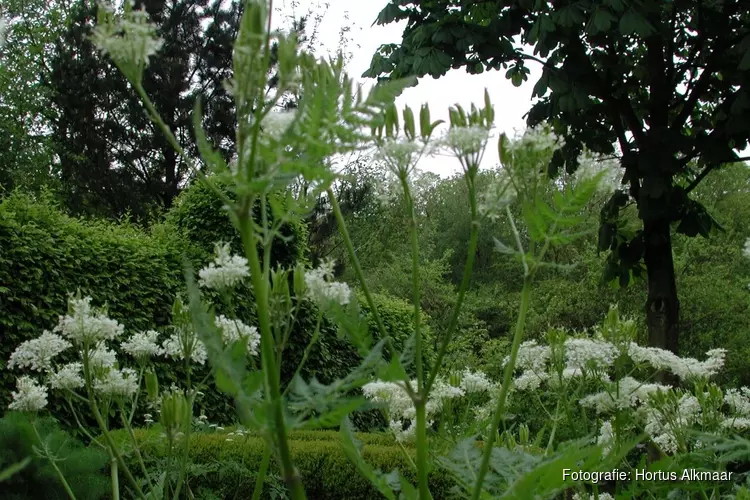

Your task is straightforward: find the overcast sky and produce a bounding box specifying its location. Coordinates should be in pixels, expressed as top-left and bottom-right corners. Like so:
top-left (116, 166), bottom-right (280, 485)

top-left (272, 0), bottom-right (543, 177)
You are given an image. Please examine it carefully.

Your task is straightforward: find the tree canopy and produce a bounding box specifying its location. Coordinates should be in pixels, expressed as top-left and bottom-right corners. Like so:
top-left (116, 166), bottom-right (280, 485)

top-left (365, 0), bottom-right (750, 352)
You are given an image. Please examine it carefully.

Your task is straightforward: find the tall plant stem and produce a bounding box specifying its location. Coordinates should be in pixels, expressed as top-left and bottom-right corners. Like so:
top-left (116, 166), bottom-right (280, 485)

top-left (251, 445), bottom-right (272, 500)
top-left (425, 178), bottom-right (479, 393)
top-left (82, 353), bottom-right (148, 500)
top-left (110, 456), bottom-right (120, 500)
top-left (400, 178), bottom-right (424, 391)
top-left (415, 401), bottom-right (432, 500)
top-left (238, 213), bottom-right (306, 499)
top-left (471, 274), bottom-right (532, 499)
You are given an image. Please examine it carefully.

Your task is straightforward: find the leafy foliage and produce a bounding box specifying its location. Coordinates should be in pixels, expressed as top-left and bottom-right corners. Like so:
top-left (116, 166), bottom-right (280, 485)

top-left (0, 412), bottom-right (109, 500)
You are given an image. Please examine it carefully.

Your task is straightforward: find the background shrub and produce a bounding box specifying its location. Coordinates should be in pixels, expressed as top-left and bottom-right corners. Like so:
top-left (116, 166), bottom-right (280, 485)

top-left (111, 428), bottom-right (456, 500)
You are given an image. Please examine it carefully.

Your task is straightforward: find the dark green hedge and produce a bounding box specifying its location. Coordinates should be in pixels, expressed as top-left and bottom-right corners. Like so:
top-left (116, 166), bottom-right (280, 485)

top-left (112, 428), bottom-right (457, 499)
top-left (0, 193), bottom-right (183, 417)
top-left (164, 176), bottom-right (308, 270)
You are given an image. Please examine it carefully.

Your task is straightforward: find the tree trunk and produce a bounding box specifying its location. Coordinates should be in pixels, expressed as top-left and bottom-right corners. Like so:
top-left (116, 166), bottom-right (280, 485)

top-left (642, 218), bottom-right (680, 354)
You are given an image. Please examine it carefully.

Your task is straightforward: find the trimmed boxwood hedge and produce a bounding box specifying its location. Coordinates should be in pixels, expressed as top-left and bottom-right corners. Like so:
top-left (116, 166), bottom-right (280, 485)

top-left (111, 429), bottom-right (457, 499)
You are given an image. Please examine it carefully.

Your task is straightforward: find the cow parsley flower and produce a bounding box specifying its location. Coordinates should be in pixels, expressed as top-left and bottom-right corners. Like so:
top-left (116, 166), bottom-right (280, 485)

top-left (459, 370), bottom-right (493, 393)
top-left (121, 330), bottom-right (161, 361)
top-left (48, 363), bottom-right (84, 391)
top-left (564, 338), bottom-right (618, 371)
top-left (261, 110), bottom-right (296, 141)
top-left (55, 296), bottom-right (124, 343)
top-left (304, 260), bottom-right (351, 307)
top-left (0, 17), bottom-right (9, 49)
top-left (91, 3), bottom-right (164, 72)
top-left (8, 331), bottom-right (71, 372)
top-left (441, 125), bottom-right (490, 157)
top-left (514, 370), bottom-right (548, 391)
top-left (215, 315), bottom-right (260, 356)
top-left (160, 332), bottom-right (207, 365)
top-left (508, 340), bottom-right (550, 373)
top-left (198, 242), bottom-right (250, 290)
top-left (374, 138), bottom-right (423, 176)
top-left (743, 238), bottom-right (750, 260)
top-left (87, 341), bottom-right (118, 370)
top-left (9, 376), bottom-right (48, 412)
top-left (94, 367), bottom-right (138, 398)
top-left (580, 377), bottom-right (670, 414)
top-left (597, 420), bottom-right (614, 455)
top-left (724, 387), bottom-right (750, 416)
top-left (627, 344), bottom-right (725, 381)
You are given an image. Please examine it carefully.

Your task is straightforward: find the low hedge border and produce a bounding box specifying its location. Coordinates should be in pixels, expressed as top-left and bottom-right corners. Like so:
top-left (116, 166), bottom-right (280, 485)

top-left (109, 429), bottom-right (457, 499)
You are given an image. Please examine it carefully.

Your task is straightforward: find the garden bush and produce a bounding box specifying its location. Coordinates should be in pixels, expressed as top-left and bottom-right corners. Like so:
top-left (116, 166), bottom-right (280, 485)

top-left (163, 176), bottom-right (308, 270)
top-left (111, 428), bottom-right (456, 500)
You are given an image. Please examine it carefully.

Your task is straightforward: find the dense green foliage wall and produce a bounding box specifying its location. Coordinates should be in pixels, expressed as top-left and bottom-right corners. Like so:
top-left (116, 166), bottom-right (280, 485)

top-left (0, 193), bottom-right (183, 415)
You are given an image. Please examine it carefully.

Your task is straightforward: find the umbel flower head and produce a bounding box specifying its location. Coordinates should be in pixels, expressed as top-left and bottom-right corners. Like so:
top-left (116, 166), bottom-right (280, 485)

top-left (303, 259), bottom-right (351, 307)
top-left (215, 315), bottom-right (260, 356)
top-left (54, 296), bottom-right (124, 344)
top-left (7, 331), bottom-right (71, 372)
top-left (121, 330), bottom-right (161, 361)
top-left (48, 363), bottom-right (85, 391)
top-left (9, 376), bottom-right (48, 412)
top-left (91, 1), bottom-right (164, 80)
top-left (198, 242), bottom-right (250, 290)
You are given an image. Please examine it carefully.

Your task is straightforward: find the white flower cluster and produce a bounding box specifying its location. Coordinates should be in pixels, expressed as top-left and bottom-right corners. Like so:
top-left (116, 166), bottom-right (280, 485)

top-left (160, 329), bottom-right (208, 365)
top-left (644, 394), bottom-right (702, 455)
top-left (9, 376), bottom-right (48, 412)
top-left (440, 125), bottom-right (490, 157)
top-left (573, 493), bottom-right (614, 500)
top-left (54, 296), bottom-right (124, 344)
top-left (514, 124), bottom-right (565, 153)
top-left (723, 388), bottom-right (750, 430)
top-left (459, 369), bottom-right (494, 394)
top-left (580, 376), bottom-right (670, 414)
top-left (597, 420), bottom-right (614, 455)
top-left (304, 260), bottom-right (351, 307)
top-left (121, 330), bottom-right (161, 360)
top-left (743, 238), bottom-right (750, 260)
top-left (261, 110), bottom-right (296, 141)
top-left (88, 340), bottom-right (118, 370)
top-left (215, 315), bottom-right (260, 356)
top-left (7, 331), bottom-right (71, 372)
top-left (48, 363), bottom-right (84, 391)
top-left (91, 2), bottom-right (164, 71)
top-left (94, 367), bottom-right (139, 398)
top-left (573, 150), bottom-right (621, 193)
top-left (374, 137), bottom-right (434, 179)
top-left (627, 344), bottom-right (726, 381)
top-left (362, 378), bottom-right (466, 442)
top-left (564, 338), bottom-right (619, 371)
top-left (198, 242), bottom-right (250, 290)
top-left (478, 169), bottom-right (517, 219)
top-left (0, 17), bottom-right (9, 50)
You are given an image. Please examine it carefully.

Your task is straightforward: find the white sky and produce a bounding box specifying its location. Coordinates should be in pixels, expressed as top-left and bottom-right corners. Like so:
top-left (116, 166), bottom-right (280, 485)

top-left (273, 0), bottom-right (543, 177)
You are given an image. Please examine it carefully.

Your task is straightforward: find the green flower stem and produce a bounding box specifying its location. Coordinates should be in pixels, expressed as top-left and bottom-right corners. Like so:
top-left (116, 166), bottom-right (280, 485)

top-left (120, 409), bottom-right (155, 497)
top-left (471, 274), bottom-right (532, 500)
top-left (415, 401), bottom-right (432, 500)
top-left (425, 177), bottom-right (479, 394)
top-left (251, 445), bottom-right (272, 500)
top-left (110, 456), bottom-right (120, 500)
top-left (128, 366), bottom-right (145, 425)
top-left (65, 398), bottom-right (105, 449)
top-left (82, 353), bottom-right (148, 500)
top-left (238, 213), bottom-right (306, 500)
top-left (172, 360), bottom-right (195, 500)
top-left (399, 177), bottom-right (424, 391)
top-left (31, 421), bottom-right (78, 500)
top-left (326, 187), bottom-right (416, 398)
